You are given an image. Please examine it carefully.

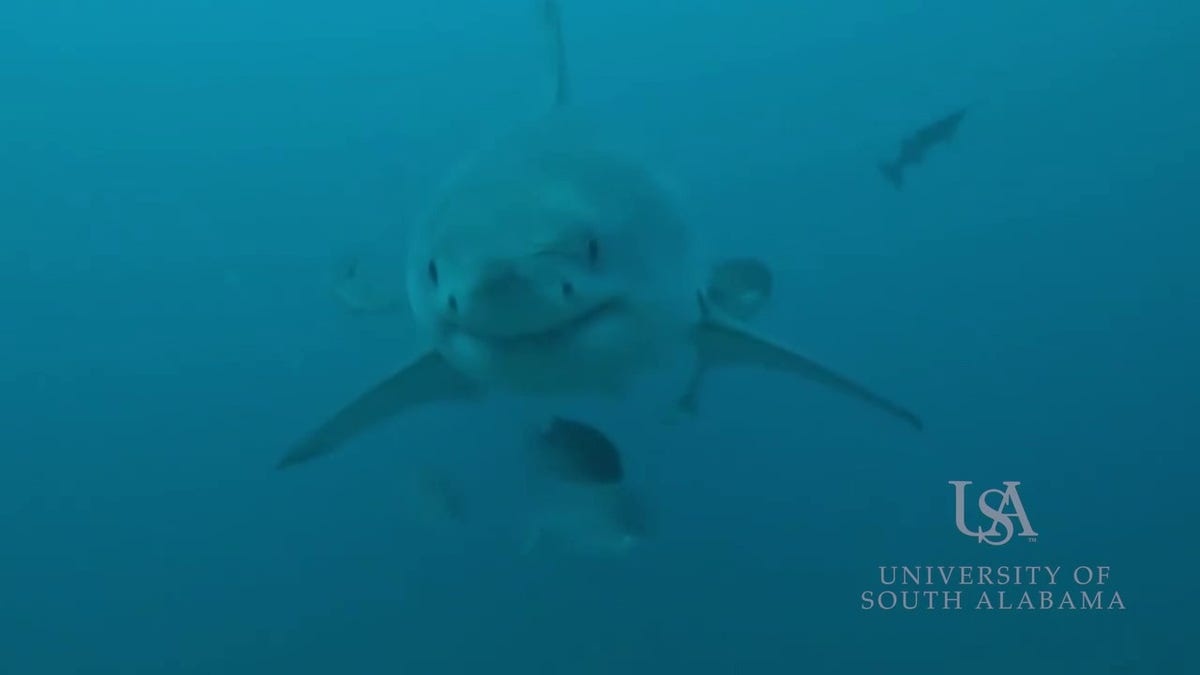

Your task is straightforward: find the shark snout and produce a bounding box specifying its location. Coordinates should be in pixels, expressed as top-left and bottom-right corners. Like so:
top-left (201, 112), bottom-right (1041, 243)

top-left (440, 261), bottom-right (580, 338)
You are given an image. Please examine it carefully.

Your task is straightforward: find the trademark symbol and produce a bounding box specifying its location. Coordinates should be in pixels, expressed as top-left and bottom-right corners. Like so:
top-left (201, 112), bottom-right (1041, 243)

top-left (1027, 538), bottom-right (1038, 543)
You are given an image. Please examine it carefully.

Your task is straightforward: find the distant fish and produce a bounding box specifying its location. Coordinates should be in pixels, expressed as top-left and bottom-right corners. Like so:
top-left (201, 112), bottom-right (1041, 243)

top-left (878, 105), bottom-right (972, 190)
top-left (530, 415), bottom-right (624, 485)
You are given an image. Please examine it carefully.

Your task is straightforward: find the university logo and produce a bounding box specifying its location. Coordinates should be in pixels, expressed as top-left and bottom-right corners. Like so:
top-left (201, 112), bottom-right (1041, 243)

top-left (949, 481), bottom-right (1038, 546)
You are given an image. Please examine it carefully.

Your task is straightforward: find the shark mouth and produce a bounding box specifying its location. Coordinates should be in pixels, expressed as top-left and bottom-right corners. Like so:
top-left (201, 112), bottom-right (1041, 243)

top-left (444, 299), bottom-right (625, 347)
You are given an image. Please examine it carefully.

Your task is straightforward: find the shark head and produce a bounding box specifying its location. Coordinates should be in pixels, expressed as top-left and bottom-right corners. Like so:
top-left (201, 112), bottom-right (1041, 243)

top-left (409, 179), bottom-right (623, 341)
top-left (404, 117), bottom-right (701, 393)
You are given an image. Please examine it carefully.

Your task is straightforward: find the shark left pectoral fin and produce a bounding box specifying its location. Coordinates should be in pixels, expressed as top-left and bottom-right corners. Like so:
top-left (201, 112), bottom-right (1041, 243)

top-left (688, 296), bottom-right (924, 431)
top-left (277, 351), bottom-right (480, 469)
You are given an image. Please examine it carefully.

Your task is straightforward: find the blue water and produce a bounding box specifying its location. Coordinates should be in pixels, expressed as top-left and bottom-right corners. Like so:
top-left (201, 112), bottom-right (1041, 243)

top-left (3, 1), bottom-right (1197, 672)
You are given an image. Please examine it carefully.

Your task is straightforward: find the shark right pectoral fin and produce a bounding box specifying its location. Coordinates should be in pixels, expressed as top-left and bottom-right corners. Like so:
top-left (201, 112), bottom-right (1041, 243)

top-left (278, 351), bottom-right (480, 469)
top-left (686, 297), bottom-right (924, 431)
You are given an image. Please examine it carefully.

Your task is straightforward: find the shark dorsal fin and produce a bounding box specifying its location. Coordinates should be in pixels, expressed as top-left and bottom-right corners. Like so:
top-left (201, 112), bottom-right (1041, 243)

top-left (540, 0), bottom-right (571, 107)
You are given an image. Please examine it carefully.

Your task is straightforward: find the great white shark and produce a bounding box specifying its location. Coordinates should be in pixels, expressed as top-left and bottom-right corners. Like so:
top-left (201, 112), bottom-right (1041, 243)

top-left (279, 0), bottom-right (923, 469)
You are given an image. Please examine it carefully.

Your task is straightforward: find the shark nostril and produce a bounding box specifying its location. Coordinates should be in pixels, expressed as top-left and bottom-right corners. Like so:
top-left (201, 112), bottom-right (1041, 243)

top-left (561, 281), bottom-right (575, 298)
top-left (446, 295), bottom-right (458, 313)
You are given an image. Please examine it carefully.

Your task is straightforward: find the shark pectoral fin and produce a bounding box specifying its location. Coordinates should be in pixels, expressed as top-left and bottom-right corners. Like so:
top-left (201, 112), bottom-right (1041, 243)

top-left (278, 351), bottom-right (480, 469)
top-left (691, 299), bottom-right (924, 431)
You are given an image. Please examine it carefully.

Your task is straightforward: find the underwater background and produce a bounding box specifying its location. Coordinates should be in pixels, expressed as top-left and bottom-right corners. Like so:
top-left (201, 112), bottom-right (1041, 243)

top-left (2, 0), bottom-right (1197, 672)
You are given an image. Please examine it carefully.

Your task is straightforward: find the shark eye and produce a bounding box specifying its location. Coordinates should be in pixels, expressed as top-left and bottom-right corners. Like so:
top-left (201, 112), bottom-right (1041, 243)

top-left (427, 260), bottom-right (439, 285)
top-left (587, 238), bottom-right (599, 266)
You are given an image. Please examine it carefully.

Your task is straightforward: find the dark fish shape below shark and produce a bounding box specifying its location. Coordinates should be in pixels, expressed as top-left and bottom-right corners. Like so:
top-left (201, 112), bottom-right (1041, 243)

top-left (532, 416), bottom-right (624, 485)
top-left (878, 105), bottom-right (971, 190)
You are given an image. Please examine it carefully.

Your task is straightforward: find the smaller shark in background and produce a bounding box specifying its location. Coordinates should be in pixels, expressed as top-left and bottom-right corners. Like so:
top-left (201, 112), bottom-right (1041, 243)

top-left (878, 105), bottom-right (971, 190)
